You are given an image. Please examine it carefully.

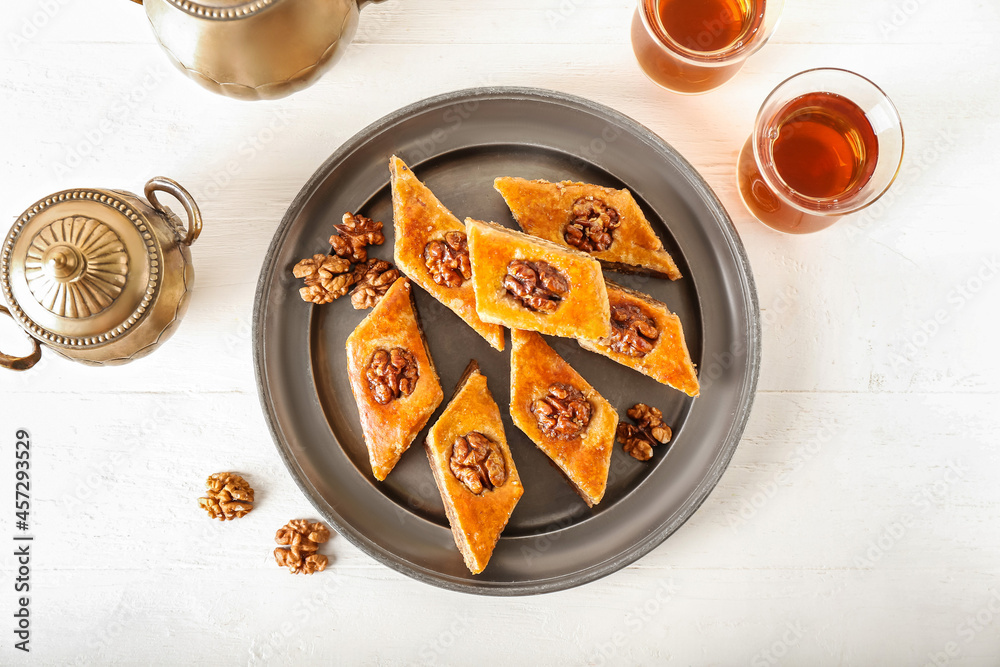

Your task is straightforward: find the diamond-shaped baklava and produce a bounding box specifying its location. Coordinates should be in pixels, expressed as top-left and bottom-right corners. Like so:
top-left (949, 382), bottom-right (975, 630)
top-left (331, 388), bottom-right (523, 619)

top-left (466, 218), bottom-right (610, 341)
top-left (390, 156), bottom-right (505, 350)
top-left (425, 360), bottom-right (524, 574)
top-left (509, 330), bottom-right (618, 507)
top-left (579, 282), bottom-right (700, 397)
top-left (494, 177), bottom-right (682, 280)
top-left (345, 277), bottom-right (444, 481)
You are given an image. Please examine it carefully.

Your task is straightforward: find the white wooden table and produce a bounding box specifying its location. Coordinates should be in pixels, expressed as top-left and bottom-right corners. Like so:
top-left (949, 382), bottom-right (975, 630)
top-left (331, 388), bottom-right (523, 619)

top-left (2, 0), bottom-right (999, 664)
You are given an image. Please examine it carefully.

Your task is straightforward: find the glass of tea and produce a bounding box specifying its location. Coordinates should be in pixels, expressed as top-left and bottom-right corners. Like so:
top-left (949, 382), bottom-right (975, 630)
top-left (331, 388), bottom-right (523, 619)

top-left (631, 0), bottom-right (784, 94)
top-left (737, 68), bottom-right (905, 234)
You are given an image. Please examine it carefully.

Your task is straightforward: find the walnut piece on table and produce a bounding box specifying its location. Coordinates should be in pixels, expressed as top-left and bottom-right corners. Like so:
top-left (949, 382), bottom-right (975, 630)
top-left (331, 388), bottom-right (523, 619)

top-left (617, 403), bottom-right (672, 461)
top-left (198, 472), bottom-right (254, 521)
top-left (273, 519), bottom-right (332, 575)
top-left (275, 548), bottom-right (328, 575)
top-left (330, 212), bottom-right (384, 263)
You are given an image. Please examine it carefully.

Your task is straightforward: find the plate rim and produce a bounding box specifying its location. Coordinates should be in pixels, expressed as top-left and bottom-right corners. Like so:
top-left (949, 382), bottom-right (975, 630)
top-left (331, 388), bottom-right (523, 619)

top-left (253, 86), bottom-right (761, 596)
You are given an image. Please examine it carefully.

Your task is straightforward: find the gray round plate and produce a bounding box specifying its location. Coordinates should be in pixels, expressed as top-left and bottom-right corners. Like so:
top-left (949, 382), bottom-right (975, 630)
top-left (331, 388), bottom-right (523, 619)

top-left (254, 87), bottom-right (760, 595)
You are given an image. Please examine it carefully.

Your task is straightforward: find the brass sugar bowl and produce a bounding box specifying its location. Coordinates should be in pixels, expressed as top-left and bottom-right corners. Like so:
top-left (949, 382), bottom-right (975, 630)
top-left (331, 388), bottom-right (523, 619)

top-left (0, 178), bottom-right (201, 370)
top-left (135, 0), bottom-right (378, 101)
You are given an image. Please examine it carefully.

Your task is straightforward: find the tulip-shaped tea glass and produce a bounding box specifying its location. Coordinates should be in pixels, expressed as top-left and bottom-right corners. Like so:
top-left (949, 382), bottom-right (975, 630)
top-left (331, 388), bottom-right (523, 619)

top-left (737, 68), bottom-right (905, 234)
top-left (631, 0), bottom-right (784, 94)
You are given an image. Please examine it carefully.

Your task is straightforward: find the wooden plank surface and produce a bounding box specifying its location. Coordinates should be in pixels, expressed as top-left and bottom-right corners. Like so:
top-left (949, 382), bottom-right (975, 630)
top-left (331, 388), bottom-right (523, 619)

top-left (1, 0), bottom-right (998, 664)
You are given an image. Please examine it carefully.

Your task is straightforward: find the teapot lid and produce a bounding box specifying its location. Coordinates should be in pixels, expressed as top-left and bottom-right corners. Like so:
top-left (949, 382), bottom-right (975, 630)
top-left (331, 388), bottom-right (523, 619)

top-left (0, 188), bottom-right (163, 350)
top-left (163, 0), bottom-right (278, 19)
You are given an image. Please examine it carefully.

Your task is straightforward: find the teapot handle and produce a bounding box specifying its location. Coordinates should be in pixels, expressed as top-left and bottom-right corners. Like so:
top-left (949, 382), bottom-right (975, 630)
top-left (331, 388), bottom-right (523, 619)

top-left (0, 305), bottom-right (42, 371)
top-left (145, 177), bottom-right (203, 246)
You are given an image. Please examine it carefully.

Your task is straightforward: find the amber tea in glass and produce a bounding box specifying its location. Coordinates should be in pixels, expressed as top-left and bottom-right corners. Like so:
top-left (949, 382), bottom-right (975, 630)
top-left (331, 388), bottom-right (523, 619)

top-left (737, 68), bottom-right (905, 234)
top-left (631, 0), bottom-right (784, 94)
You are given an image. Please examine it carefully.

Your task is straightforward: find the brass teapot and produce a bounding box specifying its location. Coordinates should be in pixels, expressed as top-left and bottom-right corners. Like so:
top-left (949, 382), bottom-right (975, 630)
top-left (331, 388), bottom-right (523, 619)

top-left (134, 0), bottom-right (379, 100)
top-left (0, 178), bottom-right (201, 370)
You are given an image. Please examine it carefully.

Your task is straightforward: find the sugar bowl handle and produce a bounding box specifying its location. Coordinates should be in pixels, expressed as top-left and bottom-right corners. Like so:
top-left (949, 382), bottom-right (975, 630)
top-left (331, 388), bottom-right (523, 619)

top-left (145, 177), bottom-right (202, 246)
top-left (0, 305), bottom-right (42, 371)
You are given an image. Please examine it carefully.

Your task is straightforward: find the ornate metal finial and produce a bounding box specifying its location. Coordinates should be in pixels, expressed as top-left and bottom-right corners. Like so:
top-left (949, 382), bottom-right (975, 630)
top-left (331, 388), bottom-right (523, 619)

top-left (23, 216), bottom-right (129, 318)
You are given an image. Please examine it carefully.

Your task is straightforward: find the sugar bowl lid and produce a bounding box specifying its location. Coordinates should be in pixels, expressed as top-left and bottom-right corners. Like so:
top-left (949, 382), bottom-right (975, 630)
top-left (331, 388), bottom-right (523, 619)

top-left (0, 181), bottom-right (200, 364)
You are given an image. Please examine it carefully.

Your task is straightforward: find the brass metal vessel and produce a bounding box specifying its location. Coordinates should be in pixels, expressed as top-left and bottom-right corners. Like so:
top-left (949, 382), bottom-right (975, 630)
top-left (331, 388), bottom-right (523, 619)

top-left (0, 178), bottom-right (202, 370)
top-left (136, 0), bottom-right (377, 100)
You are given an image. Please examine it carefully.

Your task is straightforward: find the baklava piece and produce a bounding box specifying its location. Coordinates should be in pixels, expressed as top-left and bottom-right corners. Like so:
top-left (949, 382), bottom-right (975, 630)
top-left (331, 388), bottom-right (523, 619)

top-left (390, 156), bottom-right (505, 350)
top-left (509, 330), bottom-right (618, 507)
top-left (579, 281), bottom-right (699, 397)
top-left (494, 177), bottom-right (682, 280)
top-left (425, 361), bottom-right (524, 574)
top-left (345, 277), bottom-right (444, 480)
top-left (466, 218), bottom-right (610, 341)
